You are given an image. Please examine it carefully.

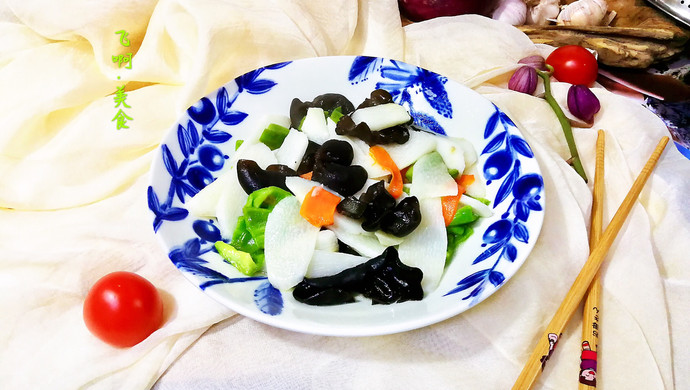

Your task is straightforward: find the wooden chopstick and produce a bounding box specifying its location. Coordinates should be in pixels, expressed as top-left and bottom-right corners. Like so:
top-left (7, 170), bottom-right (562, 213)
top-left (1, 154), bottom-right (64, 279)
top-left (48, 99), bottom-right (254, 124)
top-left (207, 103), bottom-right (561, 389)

top-left (578, 130), bottom-right (606, 389)
top-left (511, 136), bottom-right (669, 390)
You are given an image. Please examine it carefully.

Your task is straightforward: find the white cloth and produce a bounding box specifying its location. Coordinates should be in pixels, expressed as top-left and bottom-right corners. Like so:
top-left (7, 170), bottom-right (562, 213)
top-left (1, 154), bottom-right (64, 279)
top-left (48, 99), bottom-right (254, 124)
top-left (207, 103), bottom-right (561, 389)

top-left (0, 1), bottom-right (688, 389)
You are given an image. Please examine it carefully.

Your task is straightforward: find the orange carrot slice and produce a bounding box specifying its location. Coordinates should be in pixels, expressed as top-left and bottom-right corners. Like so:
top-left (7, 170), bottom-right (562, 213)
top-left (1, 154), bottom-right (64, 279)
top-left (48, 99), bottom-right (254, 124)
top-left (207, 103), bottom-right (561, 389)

top-left (459, 174), bottom-right (475, 187)
top-left (300, 171), bottom-right (313, 180)
top-left (441, 195), bottom-right (460, 226)
top-left (441, 176), bottom-right (472, 226)
top-left (369, 145), bottom-right (403, 199)
top-left (299, 186), bottom-right (341, 227)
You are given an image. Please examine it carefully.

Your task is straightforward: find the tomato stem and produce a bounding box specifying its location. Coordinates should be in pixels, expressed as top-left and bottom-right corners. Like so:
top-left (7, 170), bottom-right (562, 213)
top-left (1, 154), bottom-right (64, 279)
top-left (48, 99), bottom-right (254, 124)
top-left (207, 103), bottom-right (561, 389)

top-left (537, 67), bottom-right (588, 183)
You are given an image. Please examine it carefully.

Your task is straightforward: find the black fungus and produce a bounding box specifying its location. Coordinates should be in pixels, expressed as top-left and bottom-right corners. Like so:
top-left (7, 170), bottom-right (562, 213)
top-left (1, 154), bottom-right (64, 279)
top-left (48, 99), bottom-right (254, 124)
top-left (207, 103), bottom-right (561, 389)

top-left (334, 116), bottom-right (370, 143)
top-left (354, 182), bottom-right (422, 237)
top-left (292, 247), bottom-right (423, 306)
top-left (357, 89), bottom-right (394, 109)
top-left (311, 93), bottom-right (356, 115)
top-left (358, 181), bottom-right (396, 232)
top-left (334, 113), bottom-right (410, 146)
top-left (311, 140), bottom-right (368, 197)
top-left (360, 248), bottom-right (423, 304)
top-left (374, 125), bottom-right (410, 144)
top-left (289, 93), bottom-right (355, 129)
top-left (336, 196), bottom-right (368, 219)
top-left (380, 196), bottom-right (422, 237)
top-left (314, 139), bottom-right (354, 166)
top-left (291, 285), bottom-right (357, 306)
top-left (313, 162), bottom-right (368, 197)
top-left (265, 164), bottom-right (297, 177)
top-left (289, 98), bottom-right (310, 130)
top-left (236, 159), bottom-right (297, 195)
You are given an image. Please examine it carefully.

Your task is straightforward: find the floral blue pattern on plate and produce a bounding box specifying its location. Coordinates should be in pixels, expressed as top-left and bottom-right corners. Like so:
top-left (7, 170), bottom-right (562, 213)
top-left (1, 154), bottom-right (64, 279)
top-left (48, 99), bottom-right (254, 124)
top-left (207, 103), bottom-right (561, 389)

top-left (148, 56), bottom-right (545, 336)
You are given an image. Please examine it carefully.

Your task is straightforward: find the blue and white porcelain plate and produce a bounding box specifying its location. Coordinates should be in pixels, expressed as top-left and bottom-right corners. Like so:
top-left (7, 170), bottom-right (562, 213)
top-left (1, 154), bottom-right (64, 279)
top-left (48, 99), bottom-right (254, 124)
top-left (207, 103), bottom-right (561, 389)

top-left (148, 56), bottom-right (545, 336)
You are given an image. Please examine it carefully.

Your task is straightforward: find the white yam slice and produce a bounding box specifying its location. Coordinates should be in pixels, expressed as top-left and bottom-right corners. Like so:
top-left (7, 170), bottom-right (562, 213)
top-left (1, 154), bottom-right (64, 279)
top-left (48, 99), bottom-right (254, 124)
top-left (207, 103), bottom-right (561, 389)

top-left (410, 152), bottom-right (458, 199)
top-left (374, 230), bottom-right (404, 247)
top-left (234, 142), bottom-right (277, 168)
top-left (230, 116), bottom-right (283, 165)
top-left (306, 250), bottom-right (368, 278)
top-left (456, 137), bottom-right (478, 167)
top-left (328, 212), bottom-right (365, 235)
top-left (460, 194), bottom-right (493, 218)
top-left (255, 114), bottom-right (291, 132)
top-left (435, 137), bottom-right (467, 175)
top-left (285, 176), bottom-right (315, 201)
top-left (330, 231), bottom-right (387, 258)
top-left (351, 103), bottom-right (411, 131)
top-left (326, 214), bottom-right (387, 257)
top-left (349, 138), bottom-right (389, 179)
top-left (264, 196), bottom-right (320, 291)
top-left (398, 197), bottom-right (447, 294)
top-left (462, 164), bottom-right (486, 199)
top-left (315, 230), bottom-right (339, 252)
top-left (382, 130), bottom-right (438, 170)
top-left (215, 171), bottom-right (248, 240)
top-left (301, 107), bottom-right (329, 144)
top-left (186, 172), bottom-right (231, 218)
top-left (326, 116), bottom-right (339, 138)
top-left (211, 143), bottom-right (279, 238)
top-left (285, 176), bottom-right (343, 202)
top-left (275, 129), bottom-right (309, 170)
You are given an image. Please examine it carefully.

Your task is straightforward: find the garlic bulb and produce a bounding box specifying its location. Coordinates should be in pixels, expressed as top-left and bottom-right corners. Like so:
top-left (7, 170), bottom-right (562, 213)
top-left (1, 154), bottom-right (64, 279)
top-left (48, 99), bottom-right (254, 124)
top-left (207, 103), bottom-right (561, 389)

top-left (492, 0), bottom-right (527, 26)
top-left (526, 0), bottom-right (560, 25)
top-left (557, 0), bottom-right (608, 26)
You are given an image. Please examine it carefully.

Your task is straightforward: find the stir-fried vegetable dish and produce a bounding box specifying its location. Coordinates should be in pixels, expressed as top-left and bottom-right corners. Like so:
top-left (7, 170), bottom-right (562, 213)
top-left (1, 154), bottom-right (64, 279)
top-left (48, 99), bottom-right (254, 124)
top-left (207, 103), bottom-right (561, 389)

top-left (186, 89), bottom-right (492, 306)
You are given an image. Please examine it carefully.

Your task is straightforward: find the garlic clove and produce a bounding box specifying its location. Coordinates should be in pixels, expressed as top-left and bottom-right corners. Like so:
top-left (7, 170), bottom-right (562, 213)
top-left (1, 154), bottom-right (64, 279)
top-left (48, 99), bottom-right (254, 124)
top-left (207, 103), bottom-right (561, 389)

top-left (526, 0), bottom-right (560, 25)
top-left (492, 0), bottom-right (527, 26)
top-left (556, 0), bottom-right (608, 26)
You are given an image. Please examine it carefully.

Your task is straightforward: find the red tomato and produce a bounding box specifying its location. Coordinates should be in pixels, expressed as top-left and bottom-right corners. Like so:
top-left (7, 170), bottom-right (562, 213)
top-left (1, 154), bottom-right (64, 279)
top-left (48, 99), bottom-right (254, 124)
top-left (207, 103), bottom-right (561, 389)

top-left (545, 45), bottom-right (599, 86)
top-left (83, 271), bottom-right (164, 348)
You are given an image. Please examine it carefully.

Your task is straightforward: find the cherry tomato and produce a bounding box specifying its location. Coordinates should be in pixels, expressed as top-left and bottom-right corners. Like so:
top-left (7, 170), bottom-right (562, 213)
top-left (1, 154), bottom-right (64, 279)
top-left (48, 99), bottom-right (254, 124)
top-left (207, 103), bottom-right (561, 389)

top-left (83, 271), bottom-right (164, 348)
top-left (545, 45), bottom-right (599, 86)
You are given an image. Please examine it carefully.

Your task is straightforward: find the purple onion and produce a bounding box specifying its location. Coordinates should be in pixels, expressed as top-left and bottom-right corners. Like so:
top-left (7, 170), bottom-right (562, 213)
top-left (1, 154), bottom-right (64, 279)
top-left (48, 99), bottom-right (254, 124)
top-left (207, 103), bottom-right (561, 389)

top-left (509, 66), bottom-right (538, 95)
top-left (518, 55), bottom-right (547, 71)
top-left (567, 85), bottom-right (601, 124)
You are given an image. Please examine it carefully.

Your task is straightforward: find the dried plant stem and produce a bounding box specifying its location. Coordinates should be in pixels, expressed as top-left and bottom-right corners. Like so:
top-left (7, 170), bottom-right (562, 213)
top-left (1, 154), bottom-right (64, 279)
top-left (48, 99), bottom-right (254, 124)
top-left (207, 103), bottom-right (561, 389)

top-left (537, 68), bottom-right (589, 182)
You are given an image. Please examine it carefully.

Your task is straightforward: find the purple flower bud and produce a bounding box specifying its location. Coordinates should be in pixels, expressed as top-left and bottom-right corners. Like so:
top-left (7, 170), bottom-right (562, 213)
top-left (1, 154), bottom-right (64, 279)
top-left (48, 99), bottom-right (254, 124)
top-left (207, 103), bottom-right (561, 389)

top-left (567, 85), bottom-right (601, 124)
top-left (518, 55), bottom-right (547, 71)
top-left (509, 66), bottom-right (538, 95)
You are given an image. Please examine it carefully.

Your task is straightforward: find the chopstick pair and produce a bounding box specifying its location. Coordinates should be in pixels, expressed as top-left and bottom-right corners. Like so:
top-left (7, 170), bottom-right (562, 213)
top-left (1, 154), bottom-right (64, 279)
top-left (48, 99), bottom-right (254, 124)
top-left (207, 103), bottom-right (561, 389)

top-left (511, 133), bottom-right (670, 390)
